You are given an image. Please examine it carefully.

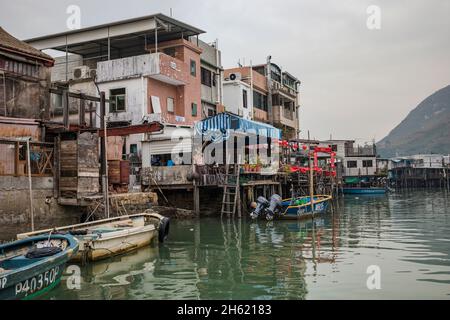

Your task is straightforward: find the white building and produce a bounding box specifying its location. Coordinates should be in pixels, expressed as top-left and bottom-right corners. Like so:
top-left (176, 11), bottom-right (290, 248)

top-left (390, 154), bottom-right (446, 169)
top-left (321, 140), bottom-right (378, 177)
top-left (222, 77), bottom-right (253, 120)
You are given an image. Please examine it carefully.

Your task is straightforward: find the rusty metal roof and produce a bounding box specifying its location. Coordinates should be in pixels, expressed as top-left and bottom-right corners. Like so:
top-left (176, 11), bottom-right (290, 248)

top-left (0, 27), bottom-right (54, 66)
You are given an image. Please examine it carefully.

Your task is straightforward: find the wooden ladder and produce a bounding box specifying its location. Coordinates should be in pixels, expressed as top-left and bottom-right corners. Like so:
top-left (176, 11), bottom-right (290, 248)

top-left (221, 164), bottom-right (241, 218)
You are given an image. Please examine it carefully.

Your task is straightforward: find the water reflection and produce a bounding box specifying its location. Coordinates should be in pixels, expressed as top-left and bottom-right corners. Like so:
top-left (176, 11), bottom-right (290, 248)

top-left (42, 190), bottom-right (450, 300)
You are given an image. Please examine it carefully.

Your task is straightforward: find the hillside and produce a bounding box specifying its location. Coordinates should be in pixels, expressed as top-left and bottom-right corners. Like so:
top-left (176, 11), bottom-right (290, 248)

top-left (377, 85), bottom-right (450, 158)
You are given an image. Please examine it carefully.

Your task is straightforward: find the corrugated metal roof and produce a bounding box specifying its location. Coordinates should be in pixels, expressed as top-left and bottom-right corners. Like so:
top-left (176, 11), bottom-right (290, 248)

top-left (0, 27), bottom-right (54, 66)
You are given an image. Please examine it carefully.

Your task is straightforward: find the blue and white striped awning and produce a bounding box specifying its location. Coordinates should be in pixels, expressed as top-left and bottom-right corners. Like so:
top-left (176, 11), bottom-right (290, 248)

top-left (195, 112), bottom-right (281, 142)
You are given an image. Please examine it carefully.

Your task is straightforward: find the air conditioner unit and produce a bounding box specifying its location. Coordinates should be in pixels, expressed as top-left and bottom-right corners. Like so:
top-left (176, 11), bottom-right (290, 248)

top-left (89, 69), bottom-right (97, 79)
top-left (228, 73), bottom-right (242, 81)
top-left (72, 66), bottom-right (91, 80)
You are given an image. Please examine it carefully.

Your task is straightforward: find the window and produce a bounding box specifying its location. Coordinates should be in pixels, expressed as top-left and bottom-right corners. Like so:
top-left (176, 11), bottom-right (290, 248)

top-left (331, 145), bottom-right (338, 152)
top-left (109, 88), bottom-right (126, 113)
top-left (167, 97), bottom-right (174, 113)
top-left (130, 144), bottom-right (138, 155)
top-left (363, 160), bottom-right (373, 168)
top-left (163, 47), bottom-right (176, 58)
top-left (242, 89), bottom-right (248, 109)
top-left (191, 103), bottom-right (198, 116)
top-left (347, 160), bottom-right (357, 168)
top-left (207, 107), bottom-right (216, 117)
top-left (254, 66), bottom-right (265, 76)
top-left (190, 60), bottom-right (197, 77)
top-left (270, 64), bottom-right (282, 83)
top-left (150, 96), bottom-right (161, 113)
top-left (283, 75), bottom-right (297, 89)
top-left (201, 67), bottom-right (212, 87)
top-left (253, 91), bottom-right (268, 111)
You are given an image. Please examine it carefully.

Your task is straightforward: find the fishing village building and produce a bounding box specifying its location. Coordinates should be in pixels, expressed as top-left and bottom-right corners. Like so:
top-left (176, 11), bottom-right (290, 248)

top-left (388, 154), bottom-right (450, 188)
top-left (3, 13), bottom-right (404, 234)
top-left (0, 27), bottom-right (83, 228)
top-left (223, 62), bottom-right (301, 140)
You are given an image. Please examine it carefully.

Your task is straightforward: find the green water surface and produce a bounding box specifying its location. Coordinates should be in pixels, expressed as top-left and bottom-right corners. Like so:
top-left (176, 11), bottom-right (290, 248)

top-left (43, 190), bottom-right (450, 299)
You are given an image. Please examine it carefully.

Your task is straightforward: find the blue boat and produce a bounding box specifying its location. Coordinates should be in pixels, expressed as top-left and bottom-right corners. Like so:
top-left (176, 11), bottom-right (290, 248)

top-left (343, 187), bottom-right (386, 195)
top-left (279, 195), bottom-right (332, 220)
top-left (0, 234), bottom-right (79, 300)
top-left (250, 194), bottom-right (332, 221)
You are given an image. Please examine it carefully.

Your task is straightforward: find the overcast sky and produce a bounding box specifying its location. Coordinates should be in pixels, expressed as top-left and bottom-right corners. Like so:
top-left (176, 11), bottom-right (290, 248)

top-left (1, 0), bottom-right (449, 143)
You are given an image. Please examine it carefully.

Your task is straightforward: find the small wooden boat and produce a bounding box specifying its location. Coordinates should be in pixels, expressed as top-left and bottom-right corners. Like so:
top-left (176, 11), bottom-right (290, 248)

top-left (17, 212), bottom-right (169, 263)
top-left (343, 187), bottom-right (386, 195)
top-left (0, 234), bottom-right (79, 300)
top-left (250, 194), bottom-right (332, 221)
top-left (279, 195), bottom-right (332, 220)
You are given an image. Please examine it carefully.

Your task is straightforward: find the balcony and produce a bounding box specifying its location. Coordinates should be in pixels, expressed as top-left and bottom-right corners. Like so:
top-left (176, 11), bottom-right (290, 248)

top-left (345, 146), bottom-right (376, 157)
top-left (271, 81), bottom-right (297, 98)
top-left (273, 105), bottom-right (297, 129)
top-left (96, 53), bottom-right (189, 85)
top-left (253, 108), bottom-right (268, 122)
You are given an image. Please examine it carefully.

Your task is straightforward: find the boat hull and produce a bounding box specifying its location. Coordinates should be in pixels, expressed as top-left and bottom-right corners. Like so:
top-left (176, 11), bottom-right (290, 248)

top-left (279, 196), bottom-right (332, 220)
top-left (0, 235), bottom-right (78, 300)
top-left (343, 188), bottom-right (386, 194)
top-left (17, 214), bottom-right (161, 263)
top-left (74, 225), bottom-right (157, 262)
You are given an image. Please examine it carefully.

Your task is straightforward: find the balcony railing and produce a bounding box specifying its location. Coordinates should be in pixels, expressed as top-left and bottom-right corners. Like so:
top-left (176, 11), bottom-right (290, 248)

top-left (97, 53), bottom-right (188, 85)
top-left (271, 81), bottom-right (298, 97)
top-left (345, 146), bottom-right (376, 157)
top-left (272, 105), bottom-right (297, 129)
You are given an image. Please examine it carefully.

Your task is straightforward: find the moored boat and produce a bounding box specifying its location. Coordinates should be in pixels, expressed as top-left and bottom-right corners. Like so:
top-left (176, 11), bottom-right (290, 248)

top-left (343, 187), bottom-right (386, 195)
top-left (17, 212), bottom-right (170, 263)
top-left (250, 194), bottom-right (332, 220)
top-left (0, 234), bottom-right (79, 300)
top-left (279, 195), bottom-right (332, 219)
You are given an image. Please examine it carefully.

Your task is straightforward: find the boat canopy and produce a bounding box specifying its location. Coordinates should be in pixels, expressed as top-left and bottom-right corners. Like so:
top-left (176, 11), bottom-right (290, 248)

top-left (195, 112), bottom-right (281, 141)
top-left (344, 177), bottom-right (361, 184)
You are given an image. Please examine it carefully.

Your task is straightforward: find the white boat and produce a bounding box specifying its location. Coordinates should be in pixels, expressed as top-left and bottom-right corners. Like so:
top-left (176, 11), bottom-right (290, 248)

top-left (16, 212), bottom-right (169, 263)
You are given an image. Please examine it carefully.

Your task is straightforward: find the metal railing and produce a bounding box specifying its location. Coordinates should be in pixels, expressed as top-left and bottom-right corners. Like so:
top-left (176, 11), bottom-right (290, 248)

top-left (345, 146), bottom-right (376, 157)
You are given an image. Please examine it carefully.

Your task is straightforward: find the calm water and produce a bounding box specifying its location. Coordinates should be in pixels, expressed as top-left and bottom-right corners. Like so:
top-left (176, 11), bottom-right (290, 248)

top-left (41, 190), bottom-right (450, 299)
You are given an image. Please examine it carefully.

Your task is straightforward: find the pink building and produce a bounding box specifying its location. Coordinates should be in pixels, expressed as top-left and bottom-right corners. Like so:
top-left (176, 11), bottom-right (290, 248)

top-left (26, 14), bottom-right (208, 162)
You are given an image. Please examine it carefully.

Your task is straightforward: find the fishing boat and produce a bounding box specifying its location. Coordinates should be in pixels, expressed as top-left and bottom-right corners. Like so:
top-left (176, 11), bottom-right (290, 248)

top-left (343, 187), bottom-right (386, 195)
top-left (0, 234), bottom-right (79, 300)
top-left (343, 176), bottom-right (387, 194)
top-left (279, 195), bottom-right (332, 219)
top-left (17, 212), bottom-right (169, 263)
top-left (250, 194), bottom-right (332, 221)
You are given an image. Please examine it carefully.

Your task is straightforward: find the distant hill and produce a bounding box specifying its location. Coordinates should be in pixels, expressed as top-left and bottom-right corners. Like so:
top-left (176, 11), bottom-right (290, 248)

top-left (377, 85), bottom-right (450, 158)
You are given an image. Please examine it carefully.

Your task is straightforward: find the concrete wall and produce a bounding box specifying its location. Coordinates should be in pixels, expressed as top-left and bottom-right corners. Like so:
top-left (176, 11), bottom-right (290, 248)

top-left (223, 81), bottom-right (253, 120)
top-left (148, 78), bottom-right (185, 123)
top-left (51, 54), bottom-right (83, 82)
top-left (0, 176), bottom-right (81, 239)
top-left (197, 39), bottom-right (222, 108)
top-left (0, 56), bottom-right (52, 120)
top-left (225, 67), bottom-right (267, 92)
top-left (343, 156), bottom-right (377, 176)
top-left (97, 77), bottom-right (147, 154)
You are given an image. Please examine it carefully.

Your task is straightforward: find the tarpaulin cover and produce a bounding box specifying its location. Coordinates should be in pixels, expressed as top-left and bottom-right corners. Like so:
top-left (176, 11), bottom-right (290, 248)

top-left (195, 112), bottom-right (281, 141)
top-left (344, 177), bottom-right (361, 184)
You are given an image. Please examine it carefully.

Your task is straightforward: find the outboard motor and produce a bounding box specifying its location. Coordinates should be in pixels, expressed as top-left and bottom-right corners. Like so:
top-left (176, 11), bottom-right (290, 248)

top-left (265, 194), bottom-right (283, 220)
top-left (250, 196), bottom-right (270, 219)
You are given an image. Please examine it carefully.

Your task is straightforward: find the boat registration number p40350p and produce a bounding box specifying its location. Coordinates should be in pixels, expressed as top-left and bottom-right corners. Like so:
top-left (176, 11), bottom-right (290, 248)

top-left (0, 277), bottom-right (7, 289)
top-left (15, 266), bottom-right (61, 298)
